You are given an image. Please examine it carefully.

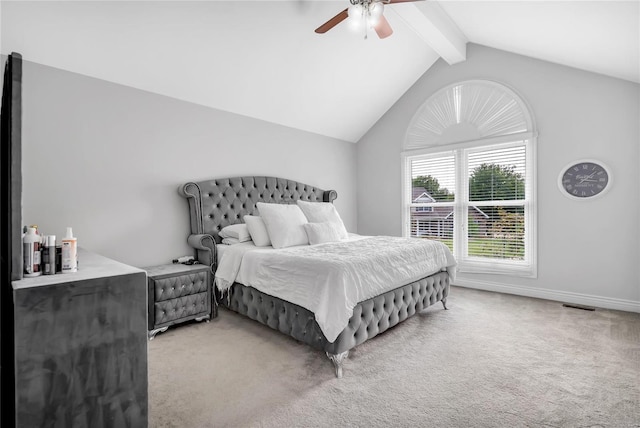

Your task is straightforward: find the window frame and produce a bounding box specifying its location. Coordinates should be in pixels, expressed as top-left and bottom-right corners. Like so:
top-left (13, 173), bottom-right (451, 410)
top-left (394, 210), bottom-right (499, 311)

top-left (402, 133), bottom-right (537, 278)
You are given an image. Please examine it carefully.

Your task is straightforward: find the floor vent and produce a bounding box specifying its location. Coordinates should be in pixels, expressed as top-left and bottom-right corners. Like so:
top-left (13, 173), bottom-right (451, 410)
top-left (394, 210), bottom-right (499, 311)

top-left (562, 303), bottom-right (596, 311)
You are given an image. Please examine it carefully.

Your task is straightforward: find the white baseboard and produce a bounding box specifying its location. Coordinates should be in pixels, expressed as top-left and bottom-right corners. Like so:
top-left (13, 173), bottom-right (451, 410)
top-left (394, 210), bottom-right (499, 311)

top-left (452, 278), bottom-right (640, 313)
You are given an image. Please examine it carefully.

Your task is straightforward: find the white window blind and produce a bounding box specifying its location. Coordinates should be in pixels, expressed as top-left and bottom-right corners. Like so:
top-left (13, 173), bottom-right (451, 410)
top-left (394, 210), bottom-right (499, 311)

top-left (406, 152), bottom-right (455, 245)
top-left (465, 143), bottom-right (529, 267)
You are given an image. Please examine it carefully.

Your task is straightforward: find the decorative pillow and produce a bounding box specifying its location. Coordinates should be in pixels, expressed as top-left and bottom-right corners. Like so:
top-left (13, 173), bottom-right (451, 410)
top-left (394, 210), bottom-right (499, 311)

top-left (303, 222), bottom-right (344, 245)
top-left (243, 215), bottom-right (272, 247)
top-left (296, 200), bottom-right (348, 239)
top-left (219, 223), bottom-right (251, 242)
top-left (256, 202), bottom-right (309, 249)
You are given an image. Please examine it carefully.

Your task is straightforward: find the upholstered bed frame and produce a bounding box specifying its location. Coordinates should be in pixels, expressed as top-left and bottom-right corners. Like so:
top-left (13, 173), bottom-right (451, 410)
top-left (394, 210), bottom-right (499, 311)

top-left (179, 176), bottom-right (450, 377)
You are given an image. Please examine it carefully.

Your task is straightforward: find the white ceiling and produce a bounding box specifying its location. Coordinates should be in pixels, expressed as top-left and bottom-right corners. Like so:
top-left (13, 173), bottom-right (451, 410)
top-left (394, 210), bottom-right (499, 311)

top-left (1, 1), bottom-right (638, 143)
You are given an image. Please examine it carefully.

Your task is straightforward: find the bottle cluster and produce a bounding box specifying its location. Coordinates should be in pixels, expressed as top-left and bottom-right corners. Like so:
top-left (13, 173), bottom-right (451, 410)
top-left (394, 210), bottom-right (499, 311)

top-left (23, 225), bottom-right (78, 277)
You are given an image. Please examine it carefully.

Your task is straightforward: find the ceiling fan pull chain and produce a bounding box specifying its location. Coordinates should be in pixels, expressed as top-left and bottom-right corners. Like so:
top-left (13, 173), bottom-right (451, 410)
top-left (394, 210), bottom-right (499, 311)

top-left (363, 0), bottom-right (369, 39)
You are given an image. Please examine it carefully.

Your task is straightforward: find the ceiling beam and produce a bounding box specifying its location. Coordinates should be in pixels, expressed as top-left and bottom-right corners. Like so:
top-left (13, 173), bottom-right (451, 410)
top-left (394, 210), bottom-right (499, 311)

top-left (391, 1), bottom-right (467, 65)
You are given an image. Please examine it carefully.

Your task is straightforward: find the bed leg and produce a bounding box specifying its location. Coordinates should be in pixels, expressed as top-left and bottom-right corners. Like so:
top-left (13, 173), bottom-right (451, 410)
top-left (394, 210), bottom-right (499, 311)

top-left (326, 351), bottom-right (349, 379)
top-left (442, 298), bottom-right (448, 310)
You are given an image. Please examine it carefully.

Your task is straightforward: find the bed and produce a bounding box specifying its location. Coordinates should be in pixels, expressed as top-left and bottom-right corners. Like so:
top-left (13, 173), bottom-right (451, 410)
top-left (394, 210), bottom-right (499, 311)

top-left (179, 176), bottom-right (454, 378)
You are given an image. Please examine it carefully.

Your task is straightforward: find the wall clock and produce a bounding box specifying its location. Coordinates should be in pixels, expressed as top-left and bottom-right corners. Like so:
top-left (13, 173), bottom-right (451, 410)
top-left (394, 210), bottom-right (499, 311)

top-left (558, 159), bottom-right (612, 200)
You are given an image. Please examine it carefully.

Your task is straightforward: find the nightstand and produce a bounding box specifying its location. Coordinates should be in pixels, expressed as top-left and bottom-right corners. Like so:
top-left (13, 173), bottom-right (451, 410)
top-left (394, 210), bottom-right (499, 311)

top-left (145, 263), bottom-right (212, 339)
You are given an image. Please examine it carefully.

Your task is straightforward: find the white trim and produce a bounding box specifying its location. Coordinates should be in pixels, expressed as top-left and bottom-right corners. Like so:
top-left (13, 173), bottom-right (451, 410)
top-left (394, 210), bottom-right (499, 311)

top-left (528, 136), bottom-right (538, 278)
top-left (458, 260), bottom-right (535, 278)
top-left (402, 132), bottom-right (535, 158)
top-left (400, 154), bottom-right (412, 238)
top-left (453, 278), bottom-right (640, 313)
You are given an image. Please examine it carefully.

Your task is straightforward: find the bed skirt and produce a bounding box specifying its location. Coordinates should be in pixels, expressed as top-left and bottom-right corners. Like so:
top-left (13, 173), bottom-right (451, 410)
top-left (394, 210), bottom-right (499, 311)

top-left (222, 270), bottom-right (450, 356)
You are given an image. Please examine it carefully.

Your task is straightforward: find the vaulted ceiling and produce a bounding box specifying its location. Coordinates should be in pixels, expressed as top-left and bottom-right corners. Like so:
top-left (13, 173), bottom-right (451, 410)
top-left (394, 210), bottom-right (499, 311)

top-left (2, 1), bottom-right (638, 143)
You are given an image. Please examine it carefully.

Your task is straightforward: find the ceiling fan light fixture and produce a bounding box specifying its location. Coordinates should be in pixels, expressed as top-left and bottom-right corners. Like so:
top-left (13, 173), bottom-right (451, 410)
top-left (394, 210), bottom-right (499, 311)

top-left (347, 3), bottom-right (364, 20)
top-left (347, 3), bottom-right (365, 31)
top-left (368, 2), bottom-right (384, 26)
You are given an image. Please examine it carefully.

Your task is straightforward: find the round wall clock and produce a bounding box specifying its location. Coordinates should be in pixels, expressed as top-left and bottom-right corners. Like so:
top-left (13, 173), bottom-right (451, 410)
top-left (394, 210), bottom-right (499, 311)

top-left (558, 159), bottom-right (612, 200)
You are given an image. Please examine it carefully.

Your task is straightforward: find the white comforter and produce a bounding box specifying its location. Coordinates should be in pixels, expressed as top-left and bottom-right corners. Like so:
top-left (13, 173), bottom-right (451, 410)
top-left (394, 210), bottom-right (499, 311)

top-left (215, 236), bottom-right (457, 342)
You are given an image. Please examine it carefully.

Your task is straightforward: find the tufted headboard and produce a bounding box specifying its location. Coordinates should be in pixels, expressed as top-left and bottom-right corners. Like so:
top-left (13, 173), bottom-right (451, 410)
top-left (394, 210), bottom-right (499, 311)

top-left (179, 176), bottom-right (337, 246)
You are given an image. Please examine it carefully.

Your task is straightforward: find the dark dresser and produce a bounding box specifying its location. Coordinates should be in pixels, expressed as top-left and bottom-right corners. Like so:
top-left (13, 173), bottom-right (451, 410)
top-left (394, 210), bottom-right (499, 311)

top-left (12, 249), bottom-right (148, 427)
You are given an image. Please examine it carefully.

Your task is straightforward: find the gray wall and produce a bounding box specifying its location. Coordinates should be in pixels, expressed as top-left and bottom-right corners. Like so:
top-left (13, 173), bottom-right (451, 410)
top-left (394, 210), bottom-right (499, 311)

top-left (21, 61), bottom-right (357, 267)
top-left (357, 44), bottom-right (640, 309)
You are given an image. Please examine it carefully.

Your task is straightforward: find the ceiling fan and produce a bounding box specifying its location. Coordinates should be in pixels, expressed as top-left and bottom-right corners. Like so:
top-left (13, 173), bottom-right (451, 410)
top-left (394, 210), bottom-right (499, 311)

top-left (315, 0), bottom-right (423, 39)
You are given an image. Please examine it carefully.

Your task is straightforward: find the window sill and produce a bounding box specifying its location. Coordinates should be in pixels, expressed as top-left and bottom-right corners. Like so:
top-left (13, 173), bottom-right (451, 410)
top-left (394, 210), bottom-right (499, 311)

top-left (457, 260), bottom-right (537, 278)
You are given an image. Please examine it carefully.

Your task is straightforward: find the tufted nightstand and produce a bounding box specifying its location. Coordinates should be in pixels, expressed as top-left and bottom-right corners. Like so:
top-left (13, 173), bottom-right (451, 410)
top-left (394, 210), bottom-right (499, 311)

top-left (145, 263), bottom-right (213, 339)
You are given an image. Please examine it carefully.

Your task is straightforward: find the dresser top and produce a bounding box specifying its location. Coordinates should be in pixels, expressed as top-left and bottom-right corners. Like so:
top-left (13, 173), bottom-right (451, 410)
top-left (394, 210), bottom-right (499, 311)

top-left (12, 248), bottom-right (145, 291)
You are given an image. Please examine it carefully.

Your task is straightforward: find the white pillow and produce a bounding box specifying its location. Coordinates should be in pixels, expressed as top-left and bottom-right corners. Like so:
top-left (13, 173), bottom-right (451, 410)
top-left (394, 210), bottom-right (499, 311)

top-left (256, 202), bottom-right (309, 249)
top-left (243, 215), bottom-right (272, 247)
top-left (221, 237), bottom-right (250, 245)
top-left (296, 200), bottom-right (348, 240)
top-left (303, 222), bottom-right (344, 245)
top-left (219, 223), bottom-right (251, 242)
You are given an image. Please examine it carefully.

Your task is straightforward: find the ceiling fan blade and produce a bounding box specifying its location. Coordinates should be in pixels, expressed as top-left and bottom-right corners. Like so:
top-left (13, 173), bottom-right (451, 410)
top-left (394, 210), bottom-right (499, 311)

top-left (374, 15), bottom-right (393, 39)
top-left (385, 0), bottom-right (425, 3)
top-left (315, 8), bottom-right (349, 34)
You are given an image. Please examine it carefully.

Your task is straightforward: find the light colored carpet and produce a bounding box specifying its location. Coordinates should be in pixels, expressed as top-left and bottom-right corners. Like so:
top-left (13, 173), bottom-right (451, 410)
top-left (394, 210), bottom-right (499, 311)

top-left (148, 286), bottom-right (640, 427)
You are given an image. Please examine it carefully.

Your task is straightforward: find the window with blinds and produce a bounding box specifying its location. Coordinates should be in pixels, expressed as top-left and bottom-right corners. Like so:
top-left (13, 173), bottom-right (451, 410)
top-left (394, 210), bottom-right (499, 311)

top-left (466, 143), bottom-right (528, 264)
top-left (407, 152), bottom-right (455, 247)
top-left (402, 80), bottom-right (536, 277)
top-left (403, 139), bottom-right (535, 277)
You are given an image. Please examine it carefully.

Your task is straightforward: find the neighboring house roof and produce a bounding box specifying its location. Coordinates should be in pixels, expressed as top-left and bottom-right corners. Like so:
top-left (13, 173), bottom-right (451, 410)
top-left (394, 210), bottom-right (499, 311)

top-left (412, 187), bottom-right (435, 202)
top-left (412, 186), bottom-right (489, 219)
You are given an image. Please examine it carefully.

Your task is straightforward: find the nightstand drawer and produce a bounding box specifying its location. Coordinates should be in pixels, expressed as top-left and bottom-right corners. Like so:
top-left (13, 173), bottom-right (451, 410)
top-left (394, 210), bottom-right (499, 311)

top-left (151, 270), bottom-right (208, 303)
top-left (154, 292), bottom-right (209, 326)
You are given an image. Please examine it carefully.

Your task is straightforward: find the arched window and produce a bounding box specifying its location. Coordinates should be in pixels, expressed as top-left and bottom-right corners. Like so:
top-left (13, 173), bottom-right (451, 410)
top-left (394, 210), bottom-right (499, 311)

top-left (402, 80), bottom-right (537, 277)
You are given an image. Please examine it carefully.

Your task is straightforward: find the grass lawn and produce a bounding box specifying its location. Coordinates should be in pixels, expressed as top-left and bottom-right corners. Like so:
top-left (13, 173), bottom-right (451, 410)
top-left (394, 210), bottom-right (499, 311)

top-left (422, 236), bottom-right (524, 260)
